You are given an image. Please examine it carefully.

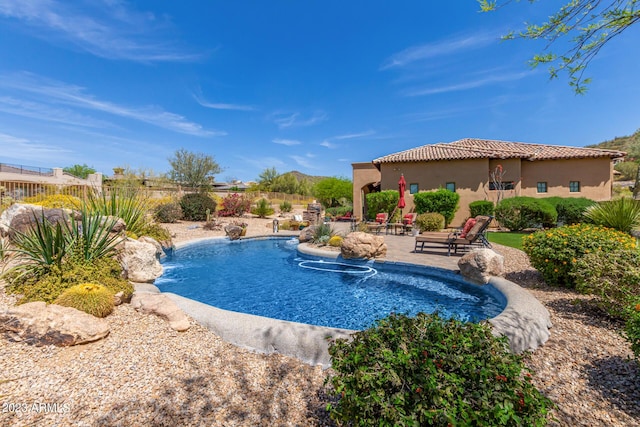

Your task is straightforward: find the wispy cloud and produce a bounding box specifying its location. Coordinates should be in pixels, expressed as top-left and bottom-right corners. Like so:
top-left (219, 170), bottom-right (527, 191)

top-left (403, 71), bottom-right (529, 96)
top-left (290, 155), bottom-right (316, 169)
top-left (193, 91), bottom-right (255, 111)
top-left (0, 72), bottom-right (222, 136)
top-left (0, 96), bottom-right (111, 128)
top-left (272, 138), bottom-right (301, 146)
top-left (334, 130), bottom-right (376, 140)
top-left (0, 0), bottom-right (202, 62)
top-left (271, 111), bottom-right (327, 129)
top-left (320, 140), bottom-right (336, 149)
top-left (381, 31), bottom-right (498, 70)
top-left (0, 132), bottom-right (73, 162)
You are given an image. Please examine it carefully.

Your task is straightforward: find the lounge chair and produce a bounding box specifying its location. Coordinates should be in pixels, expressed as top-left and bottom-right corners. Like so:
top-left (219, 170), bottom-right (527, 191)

top-left (414, 215), bottom-right (493, 256)
top-left (335, 211), bottom-right (353, 221)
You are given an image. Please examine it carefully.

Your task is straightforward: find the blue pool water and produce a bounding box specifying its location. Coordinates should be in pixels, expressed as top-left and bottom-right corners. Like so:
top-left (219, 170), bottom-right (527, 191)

top-left (155, 238), bottom-right (506, 330)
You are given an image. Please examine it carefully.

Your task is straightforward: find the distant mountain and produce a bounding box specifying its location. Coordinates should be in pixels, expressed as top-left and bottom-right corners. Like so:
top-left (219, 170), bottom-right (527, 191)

top-left (587, 128), bottom-right (640, 160)
top-left (283, 170), bottom-right (328, 183)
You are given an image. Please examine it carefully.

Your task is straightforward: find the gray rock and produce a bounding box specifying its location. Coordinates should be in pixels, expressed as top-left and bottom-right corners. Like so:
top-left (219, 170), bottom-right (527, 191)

top-left (341, 232), bottom-right (387, 259)
top-left (117, 238), bottom-right (163, 283)
top-left (138, 236), bottom-right (163, 257)
top-left (130, 293), bottom-right (190, 331)
top-left (298, 226), bottom-right (316, 243)
top-left (224, 225), bottom-right (243, 240)
top-left (0, 302), bottom-right (110, 346)
top-left (2, 204), bottom-right (76, 241)
top-left (458, 248), bottom-right (504, 285)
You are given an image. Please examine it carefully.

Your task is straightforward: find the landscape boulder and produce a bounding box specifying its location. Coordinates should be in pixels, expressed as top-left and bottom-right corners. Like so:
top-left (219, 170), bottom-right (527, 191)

top-left (130, 293), bottom-right (190, 331)
top-left (224, 225), bottom-right (243, 240)
top-left (0, 204), bottom-right (80, 241)
top-left (138, 236), bottom-right (164, 257)
top-left (117, 238), bottom-right (163, 283)
top-left (0, 302), bottom-right (110, 346)
top-left (298, 226), bottom-right (316, 243)
top-left (341, 232), bottom-right (387, 259)
top-left (458, 248), bottom-right (504, 285)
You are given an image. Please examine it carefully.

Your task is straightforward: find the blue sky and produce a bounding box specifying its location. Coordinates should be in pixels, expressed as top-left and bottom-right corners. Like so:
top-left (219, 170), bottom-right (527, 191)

top-left (0, 1), bottom-right (638, 182)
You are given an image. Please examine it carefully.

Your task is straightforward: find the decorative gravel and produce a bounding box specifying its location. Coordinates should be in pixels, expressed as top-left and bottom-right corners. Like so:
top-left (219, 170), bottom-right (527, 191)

top-left (0, 218), bottom-right (639, 426)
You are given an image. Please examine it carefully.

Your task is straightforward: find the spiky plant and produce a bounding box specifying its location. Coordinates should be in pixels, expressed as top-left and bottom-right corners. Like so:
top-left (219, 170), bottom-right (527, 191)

top-left (54, 283), bottom-right (115, 317)
top-left (312, 223), bottom-right (335, 244)
top-left (85, 187), bottom-right (150, 236)
top-left (584, 197), bottom-right (640, 234)
top-left (69, 208), bottom-right (122, 262)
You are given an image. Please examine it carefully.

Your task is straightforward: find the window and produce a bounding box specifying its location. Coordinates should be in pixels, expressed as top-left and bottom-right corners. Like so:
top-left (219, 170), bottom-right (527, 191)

top-left (489, 181), bottom-right (515, 190)
top-left (445, 182), bottom-right (456, 192)
top-left (569, 181), bottom-right (580, 192)
top-left (409, 183), bottom-right (419, 194)
top-left (537, 182), bottom-right (547, 193)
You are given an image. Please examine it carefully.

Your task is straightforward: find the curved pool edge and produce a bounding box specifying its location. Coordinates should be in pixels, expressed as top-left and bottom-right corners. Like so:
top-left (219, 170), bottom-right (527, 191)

top-left (149, 237), bottom-right (552, 367)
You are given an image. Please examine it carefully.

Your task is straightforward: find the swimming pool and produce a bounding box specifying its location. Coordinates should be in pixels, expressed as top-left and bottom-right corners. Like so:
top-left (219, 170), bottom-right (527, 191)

top-left (155, 238), bottom-right (506, 330)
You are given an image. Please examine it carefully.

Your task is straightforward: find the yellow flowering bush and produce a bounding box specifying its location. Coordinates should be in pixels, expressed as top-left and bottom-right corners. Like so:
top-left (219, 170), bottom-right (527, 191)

top-left (24, 194), bottom-right (82, 209)
top-left (522, 223), bottom-right (636, 288)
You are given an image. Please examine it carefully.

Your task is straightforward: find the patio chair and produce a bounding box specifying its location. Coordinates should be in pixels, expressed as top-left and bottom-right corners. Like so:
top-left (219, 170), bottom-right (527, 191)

top-left (401, 212), bottom-right (417, 235)
top-left (366, 212), bottom-right (388, 234)
top-left (335, 211), bottom-right (353, 221)
top-left (414, 215), bottom-right (493, 256)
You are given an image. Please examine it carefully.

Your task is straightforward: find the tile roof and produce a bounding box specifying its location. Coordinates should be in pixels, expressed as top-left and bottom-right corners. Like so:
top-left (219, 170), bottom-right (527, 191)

top-left (372, 138), bottom-right (626, 164)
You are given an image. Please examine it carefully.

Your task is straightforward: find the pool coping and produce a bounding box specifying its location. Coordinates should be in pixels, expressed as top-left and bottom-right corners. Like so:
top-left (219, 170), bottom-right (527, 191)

top-left (147, 235), bottom-right (552, 368)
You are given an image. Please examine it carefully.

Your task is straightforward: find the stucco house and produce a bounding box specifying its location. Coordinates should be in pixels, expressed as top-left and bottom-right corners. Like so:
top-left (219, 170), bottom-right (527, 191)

top-left (352, 138), bottom-right (625, 226)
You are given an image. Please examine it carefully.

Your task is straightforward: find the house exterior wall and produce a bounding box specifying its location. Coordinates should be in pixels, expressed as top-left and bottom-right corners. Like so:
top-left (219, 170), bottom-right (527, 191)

top-left (352, 162), bottom-right (381, 221)
top-left (353, 156), bottom-right (616, 227)
top-left (519, 158), bottom-right (613, 201)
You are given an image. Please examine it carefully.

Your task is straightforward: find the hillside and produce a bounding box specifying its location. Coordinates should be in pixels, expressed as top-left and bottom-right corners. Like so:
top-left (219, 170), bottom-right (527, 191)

top-left (284, 170), bottom-right (328, 184)
top-left (587, 128), bottom-right (640, 159)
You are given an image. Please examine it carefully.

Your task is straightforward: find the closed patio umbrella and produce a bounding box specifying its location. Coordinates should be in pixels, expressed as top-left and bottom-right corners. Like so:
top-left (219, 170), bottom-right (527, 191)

top-left (398, 174), bottom-right (406, 212)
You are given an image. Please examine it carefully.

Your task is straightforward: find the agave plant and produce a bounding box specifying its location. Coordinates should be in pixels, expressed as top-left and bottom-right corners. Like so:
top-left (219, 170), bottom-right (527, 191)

top-left (584, 197), bottom-right (640, 234)
top-left (85, 187), bottom-right (149, 236)
top-left (9, 210), bottom-right (74, 276)
top-left (69, 209), bottom-right (122, 262)
top-left (312, 223), bottom-right (336, 244)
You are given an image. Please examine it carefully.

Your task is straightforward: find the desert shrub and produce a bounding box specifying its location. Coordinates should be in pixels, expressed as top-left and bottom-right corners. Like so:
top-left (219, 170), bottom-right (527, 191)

top-left (469, 200), bottom-right (494, 218)
top-left (328, 235), bottom-right (343, 247)
top-left (70, 210), bottom-right (121, 262)
top-left (180, 193), bottom-right (217, 221)
top-left (625, 300), bottom-right (640, 359)
top-left (415, 212), bottom-right (445, 232)
top-left (327, 313), bottom-right (552, 426)
top-left (251, 198), bottom-right (275, 218)
top-left (5, 256), bottom-right (132, 304)
top-left (24, 194), bottom-right (82, 210)
top-left (554, 197), bottom-right (596, 225)
top-left (86, 187), bottom-right (150, 236)
top-left (573, 248), bottom-right (640, 317)
top-left (312, 223), bottom-right (335, 244)
top-left (217, 193), bottom-right (251, 217)
top-left (495, 197), bottom-right (557, 231)
top-left (413, 189), bottom-right (460, 227)
top-left (584, 197), bottom-right (640, 234)
top-left (154, 202), bottom-right (183, 223)
top-left (365, 190), bottom-right (398, 221)
top-left (279, 200), bottom-right (292, 213)
top-left (325, 206), bottom-right (352, 217)
top-left (522, 224), bottom-right (636, 288)
top-left (140, 223), bottom-right (172, 243)
top-left (54, 283), bottom-right (115, 318)
top-left (279, 220), bottom-right (291, 230)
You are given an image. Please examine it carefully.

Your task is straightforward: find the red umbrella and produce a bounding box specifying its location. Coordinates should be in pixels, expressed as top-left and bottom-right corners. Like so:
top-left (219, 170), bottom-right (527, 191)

top-left (398, 174), bottom-right (406, 210)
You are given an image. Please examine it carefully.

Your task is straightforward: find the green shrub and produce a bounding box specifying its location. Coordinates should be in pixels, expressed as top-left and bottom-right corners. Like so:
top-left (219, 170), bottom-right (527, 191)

top-left (154, 202), bottom-right (183, 223)
top-left (413, 189), bottom-right (460, 227)
top-left (5, 256), bottom-right (133, 304)
top-left (522, 224), bottom-right (636, 288)
top-left (69, 210), bottom-right (121, 262)
top-left (554, 197), bottom-right (596, 225)
top-left (573, 248), bottom-right (640, 318)
top-left (415, 212), bottom-right (445, 232)
top-left (625, 300), bottom-right (640, 359)
top-left (495, 197), bottom-right (557, 231)
top-left (180, 193), bottom-right (217, 221)
top-left (327, 313), bottom-right (552, 426)
top-left (86, 187), bottom-right (149, 237)
top-left (140, 223), bottom-right (172, 243)
top-left (325, 206), bottom-right (352, 217)
top-left (54, 283), bottom-right (115, 318)
top-left (217, 193), bottom-right (251, 217)
top-left (328, 235), bottom-right (343, 247)
top-left (312, 223), bottom-right (335, 244)
top-left (584, 197), bottom-right (640, 234)
top-left (469, 200), bottom-right (494, 218)
top-left (279, 200), bottom-right (292, 213)
top-left (365, 190), bottom-right (398, 221)
top-left (251, 198), bottom-right (275, 218)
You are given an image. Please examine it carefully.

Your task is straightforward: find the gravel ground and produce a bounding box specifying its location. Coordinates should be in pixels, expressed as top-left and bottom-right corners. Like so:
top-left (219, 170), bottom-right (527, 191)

top-left (1, 217), bottom-right (639, 426)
